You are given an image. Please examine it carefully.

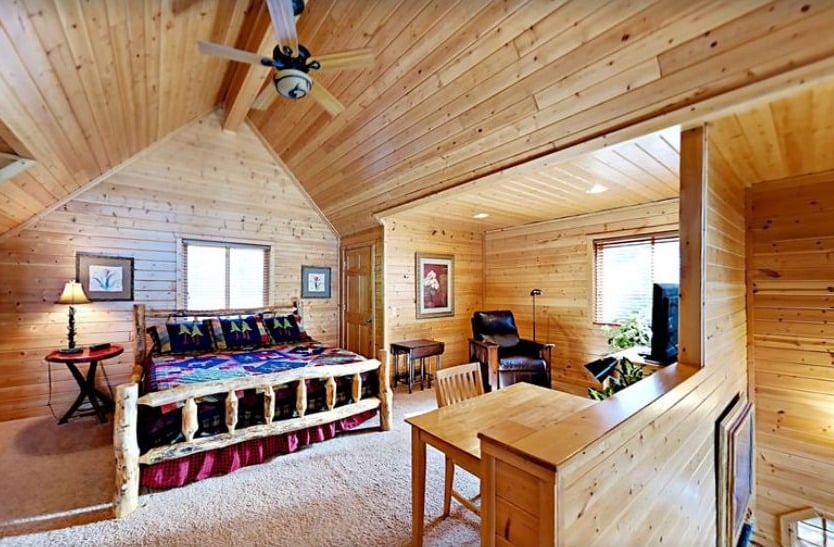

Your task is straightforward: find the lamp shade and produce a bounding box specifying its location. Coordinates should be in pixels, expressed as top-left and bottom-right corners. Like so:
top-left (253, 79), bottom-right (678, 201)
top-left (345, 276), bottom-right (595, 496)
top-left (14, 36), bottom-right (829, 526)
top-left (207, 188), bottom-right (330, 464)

top-left (57, 281), bottom-right (91, 305)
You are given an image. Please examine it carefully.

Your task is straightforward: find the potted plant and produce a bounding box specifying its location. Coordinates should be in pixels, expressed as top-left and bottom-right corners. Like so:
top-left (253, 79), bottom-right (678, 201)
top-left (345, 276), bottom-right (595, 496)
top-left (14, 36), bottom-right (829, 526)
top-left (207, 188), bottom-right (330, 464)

top-left (588, 315), bottom-right (651, 400)
top-left (603, 314), bottom-right (650, 350)
top-left (587, 356), bottom-right (645, 400)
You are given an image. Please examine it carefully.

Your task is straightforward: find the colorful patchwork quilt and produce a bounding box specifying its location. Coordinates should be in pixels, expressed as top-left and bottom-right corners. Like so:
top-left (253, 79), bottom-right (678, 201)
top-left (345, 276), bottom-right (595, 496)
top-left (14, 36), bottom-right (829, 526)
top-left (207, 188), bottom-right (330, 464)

top-left (148, 342), bottom-right (366, 392)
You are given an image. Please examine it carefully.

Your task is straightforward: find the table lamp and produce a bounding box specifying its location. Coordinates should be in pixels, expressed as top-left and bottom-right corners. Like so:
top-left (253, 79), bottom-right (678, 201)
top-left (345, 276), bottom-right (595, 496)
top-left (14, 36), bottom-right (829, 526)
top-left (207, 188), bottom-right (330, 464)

top-left (57, 280), bottom-right (91, 354)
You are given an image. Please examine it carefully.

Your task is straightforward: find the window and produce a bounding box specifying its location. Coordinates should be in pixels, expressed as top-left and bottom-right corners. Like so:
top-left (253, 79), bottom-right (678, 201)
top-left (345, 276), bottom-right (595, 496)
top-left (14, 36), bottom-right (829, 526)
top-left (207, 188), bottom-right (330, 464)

top-left (593, 232), bottom-right (679, 324)
top-left (182, 239), bottom-right (270, 310)
top-left (782, 508), bottom-right (834, 547)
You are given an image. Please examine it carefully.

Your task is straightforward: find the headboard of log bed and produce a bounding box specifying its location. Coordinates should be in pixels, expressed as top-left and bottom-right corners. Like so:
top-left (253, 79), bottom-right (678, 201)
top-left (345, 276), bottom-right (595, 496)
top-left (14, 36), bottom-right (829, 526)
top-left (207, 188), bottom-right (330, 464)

top-left (132, 301), bottom-right (301, 364)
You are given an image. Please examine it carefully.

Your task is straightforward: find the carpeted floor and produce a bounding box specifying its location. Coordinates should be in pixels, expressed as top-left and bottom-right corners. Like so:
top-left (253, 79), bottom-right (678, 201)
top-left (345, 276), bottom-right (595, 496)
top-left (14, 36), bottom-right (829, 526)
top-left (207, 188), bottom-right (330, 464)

top-left (0, 388), bottom-right (480, 546)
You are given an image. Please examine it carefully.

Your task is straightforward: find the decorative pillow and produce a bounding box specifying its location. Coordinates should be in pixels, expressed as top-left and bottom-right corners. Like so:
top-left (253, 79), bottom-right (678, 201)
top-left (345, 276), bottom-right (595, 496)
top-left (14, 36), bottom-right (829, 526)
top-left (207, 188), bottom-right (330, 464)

top-left (166, 321), bottom-right (213, 354)
top-left (203, 317), bottom-right (227, 351)
top-left (254, 315), bottom-right (271, 345)
top-left (146, 325), bottom-right (171, 355)
top-left (292, 313), bottom-right (312, 341)
top-left (264, 315), bottom-right (300, 343)
top-left (220, 316), bottom-right (262, 349)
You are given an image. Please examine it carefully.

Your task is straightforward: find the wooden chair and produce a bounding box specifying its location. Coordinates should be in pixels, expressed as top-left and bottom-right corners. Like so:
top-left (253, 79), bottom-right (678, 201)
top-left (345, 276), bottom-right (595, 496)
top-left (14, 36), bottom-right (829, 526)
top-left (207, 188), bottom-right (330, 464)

top-left (433, 362), bottom-right (484, 517)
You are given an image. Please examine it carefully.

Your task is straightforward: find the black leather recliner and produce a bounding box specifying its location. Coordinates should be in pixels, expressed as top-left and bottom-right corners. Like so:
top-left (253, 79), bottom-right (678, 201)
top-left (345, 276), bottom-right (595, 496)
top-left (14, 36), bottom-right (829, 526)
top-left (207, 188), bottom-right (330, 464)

top-left (468, 310), bottom-right (552, 391)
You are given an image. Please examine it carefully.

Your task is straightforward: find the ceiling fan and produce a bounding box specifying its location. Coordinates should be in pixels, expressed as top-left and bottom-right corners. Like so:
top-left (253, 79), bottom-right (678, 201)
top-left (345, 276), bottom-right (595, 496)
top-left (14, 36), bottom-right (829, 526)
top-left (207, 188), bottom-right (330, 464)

top-left (198, 0), bottom-right (374, 115)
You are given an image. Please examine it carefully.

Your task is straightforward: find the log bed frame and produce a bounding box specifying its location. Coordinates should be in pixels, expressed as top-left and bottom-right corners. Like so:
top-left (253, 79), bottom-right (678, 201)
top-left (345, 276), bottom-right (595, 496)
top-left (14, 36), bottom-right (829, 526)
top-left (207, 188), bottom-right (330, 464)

top-left (113, 303), bottom-right (393, 518)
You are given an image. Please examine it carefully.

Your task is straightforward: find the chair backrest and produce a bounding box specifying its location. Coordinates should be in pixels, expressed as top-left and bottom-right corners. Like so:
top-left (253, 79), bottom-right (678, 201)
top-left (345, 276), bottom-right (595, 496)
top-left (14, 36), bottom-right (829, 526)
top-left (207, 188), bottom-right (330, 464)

top-left (471, 310), bottom-right (520, 347)
top-left (434, 362), bottom-right (485, 407)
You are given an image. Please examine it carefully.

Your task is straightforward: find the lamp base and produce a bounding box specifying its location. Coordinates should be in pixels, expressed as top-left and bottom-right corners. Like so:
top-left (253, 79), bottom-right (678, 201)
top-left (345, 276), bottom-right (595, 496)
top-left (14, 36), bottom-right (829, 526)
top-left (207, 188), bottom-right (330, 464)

top-left (58, 347), bottom-right (84, 355)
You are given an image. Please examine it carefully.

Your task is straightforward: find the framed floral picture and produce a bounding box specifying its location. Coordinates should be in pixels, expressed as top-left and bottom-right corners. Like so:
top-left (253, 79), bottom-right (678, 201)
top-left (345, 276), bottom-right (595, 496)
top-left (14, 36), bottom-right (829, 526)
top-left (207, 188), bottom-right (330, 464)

top-left (415, 253), bottom-right (454, 319)
top-left (76, 253), bottom-right (134, 301)
top-left (301, 265), bottom-right (331, 298)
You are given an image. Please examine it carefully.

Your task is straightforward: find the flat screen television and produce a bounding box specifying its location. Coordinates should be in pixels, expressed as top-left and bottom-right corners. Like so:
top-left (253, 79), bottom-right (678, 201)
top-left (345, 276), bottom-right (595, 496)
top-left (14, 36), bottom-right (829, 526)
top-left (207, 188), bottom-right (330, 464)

top-left (649, 283), bottom-right (679, 365)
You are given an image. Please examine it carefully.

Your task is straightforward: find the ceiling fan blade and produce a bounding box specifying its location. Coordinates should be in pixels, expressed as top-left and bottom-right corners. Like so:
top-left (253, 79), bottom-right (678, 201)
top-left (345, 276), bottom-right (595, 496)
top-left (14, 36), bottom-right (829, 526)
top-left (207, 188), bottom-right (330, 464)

top-left (266, 0), bottom-right (298, 55)
top-left (309, 80), bottom-right (345, 116)
top-left (198, 41), bottom-right (269, 65)
top-left (313, 49), bottom-right (375, 71)
top-left (252, 81), bottom-right (280, 111)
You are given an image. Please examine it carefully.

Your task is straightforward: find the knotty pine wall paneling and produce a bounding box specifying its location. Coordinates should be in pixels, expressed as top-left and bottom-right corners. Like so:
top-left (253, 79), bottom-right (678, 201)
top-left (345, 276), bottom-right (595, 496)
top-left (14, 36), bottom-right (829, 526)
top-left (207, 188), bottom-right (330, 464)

top-left (381, 210), bottom-right (484, 372)
top-left (0, 112), bottom-right (338, 422)
top-left (483, 200), bottom-right (679, 395)
top-left (555, 125), bottom-right (749, 545)
top-left (749, 173), bottom-right (834, 545)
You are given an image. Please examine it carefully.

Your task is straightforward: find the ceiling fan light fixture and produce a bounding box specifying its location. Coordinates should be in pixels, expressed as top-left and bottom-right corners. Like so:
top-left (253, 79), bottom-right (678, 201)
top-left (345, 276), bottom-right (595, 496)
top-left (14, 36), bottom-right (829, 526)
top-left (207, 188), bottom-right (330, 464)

top-left (274, 68), bottom-right (312, 100)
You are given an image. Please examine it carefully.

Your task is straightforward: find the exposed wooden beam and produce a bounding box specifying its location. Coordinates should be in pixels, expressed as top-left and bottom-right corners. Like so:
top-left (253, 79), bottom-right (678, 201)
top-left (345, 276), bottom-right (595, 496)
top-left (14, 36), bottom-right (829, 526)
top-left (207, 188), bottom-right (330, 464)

top-left (221, 1), bottom-right (275, 132)
top-left (0, 152), bottom-right (35, 183)
top-left (678, 125), bottom-right (707, 367)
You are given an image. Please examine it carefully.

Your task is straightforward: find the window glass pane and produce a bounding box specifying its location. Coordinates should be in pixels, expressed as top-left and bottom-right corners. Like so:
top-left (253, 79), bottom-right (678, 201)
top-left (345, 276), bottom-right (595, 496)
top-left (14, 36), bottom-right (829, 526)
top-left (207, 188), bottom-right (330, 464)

top-left (654, 239), bottom-right (679, 283)
top-left (229, 247), bottom-right (265, 308)
top-left (797, 519), bottom-right (824, 545)
top-left (187, 245), bottom-right (226, 309)
top-left (595, 235), bottom-right (679, 324)
top-left (599, 244), bottom-right (652, 323)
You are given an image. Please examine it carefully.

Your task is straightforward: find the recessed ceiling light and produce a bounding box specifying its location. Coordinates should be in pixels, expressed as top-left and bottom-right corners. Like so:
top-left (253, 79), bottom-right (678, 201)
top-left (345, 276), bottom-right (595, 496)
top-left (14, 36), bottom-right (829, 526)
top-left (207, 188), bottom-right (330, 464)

top-left (472, 212), bottom-right (490, 219)
top-left (586, 184), bottom-right (608, 194)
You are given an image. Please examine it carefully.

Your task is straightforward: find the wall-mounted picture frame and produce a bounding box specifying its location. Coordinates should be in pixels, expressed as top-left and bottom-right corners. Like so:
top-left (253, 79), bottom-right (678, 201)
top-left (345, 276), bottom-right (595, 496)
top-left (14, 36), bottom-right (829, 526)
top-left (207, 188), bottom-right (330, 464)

top-left (716, 395), bottom-right (754, 547)
top-left (301, 266), bottom-right (331, 298)
top-left (76, 253), bottom-right (134, 302)
top-left (415, 253), bottom-right (454, 319)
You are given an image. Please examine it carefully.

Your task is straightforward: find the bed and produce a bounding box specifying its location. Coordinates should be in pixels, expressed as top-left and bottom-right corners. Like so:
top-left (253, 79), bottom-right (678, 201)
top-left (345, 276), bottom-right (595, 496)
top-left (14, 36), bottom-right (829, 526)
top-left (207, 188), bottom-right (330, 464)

top-left (113, 302), bottom-right (392, 518)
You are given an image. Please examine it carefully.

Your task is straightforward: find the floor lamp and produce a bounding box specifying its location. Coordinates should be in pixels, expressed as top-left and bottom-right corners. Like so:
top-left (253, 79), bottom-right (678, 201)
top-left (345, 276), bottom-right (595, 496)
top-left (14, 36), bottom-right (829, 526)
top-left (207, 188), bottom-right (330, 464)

top-left (530, 288), bottom-right (542, 342)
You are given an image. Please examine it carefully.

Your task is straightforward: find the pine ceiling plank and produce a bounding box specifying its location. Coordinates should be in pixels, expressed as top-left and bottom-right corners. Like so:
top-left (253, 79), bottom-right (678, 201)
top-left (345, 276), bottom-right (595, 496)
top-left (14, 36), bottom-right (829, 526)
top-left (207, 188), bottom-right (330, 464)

top-left (298, 0), bottom-right (603, 191)
top-left (612, 140), bottom-right (679, 190)
top-left (770, 87), bottom-right (814, 176)
top-left (632, 129), bottom-right (680, 177)
top-left (77, 0), bottom-right (132, 163)
top-left (308, 0), bottom-right (681, 200)
top-left (810, 85), bottom-right (834, 174)
top-left (50, 0), bottom-right (122, 170)
top-left (144, 1), bottom-right (163, 142)
top-left (281, 0), bottom-right (540, 173)
top-left (0, 2), bottom-right (94, 183)
top-left (102, 0), bottom-right (141, 157)
top-left (735, 103), bottom-right (787, 182)
top-left (657, 0), bottom-right (809, 77)
top-left (274, 0), bottom-right (463, 162)
top-left (321, 0), bottom-right (730, 198)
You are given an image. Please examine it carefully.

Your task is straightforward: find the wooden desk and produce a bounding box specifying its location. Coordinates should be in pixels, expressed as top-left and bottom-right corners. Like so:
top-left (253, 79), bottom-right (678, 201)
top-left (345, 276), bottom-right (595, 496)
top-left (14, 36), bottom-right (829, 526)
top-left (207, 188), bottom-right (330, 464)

top-left (405, 383), bottom-right (595, 546)
top-left (390, 339), bottom-right (444, 393)
top-left (45, 344), bottom-right (123, 424)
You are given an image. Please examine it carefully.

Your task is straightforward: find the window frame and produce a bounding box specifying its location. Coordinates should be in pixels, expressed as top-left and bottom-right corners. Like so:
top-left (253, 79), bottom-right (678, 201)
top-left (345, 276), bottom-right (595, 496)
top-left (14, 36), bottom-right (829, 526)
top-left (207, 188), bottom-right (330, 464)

top-left (592, 230), bottom-right (679, 326)
top-left (176, 236), bottom-right (274, 311)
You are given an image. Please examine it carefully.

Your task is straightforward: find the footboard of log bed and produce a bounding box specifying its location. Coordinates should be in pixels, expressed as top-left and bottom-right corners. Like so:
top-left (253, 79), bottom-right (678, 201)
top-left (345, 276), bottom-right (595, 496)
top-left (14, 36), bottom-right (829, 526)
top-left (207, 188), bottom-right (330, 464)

top-left (113, 349), bottom-right (393, 518)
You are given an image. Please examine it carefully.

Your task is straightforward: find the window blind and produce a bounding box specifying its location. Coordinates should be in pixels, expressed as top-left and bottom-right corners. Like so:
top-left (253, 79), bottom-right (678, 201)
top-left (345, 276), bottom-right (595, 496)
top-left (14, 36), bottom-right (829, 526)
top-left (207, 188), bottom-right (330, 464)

top-left (183, 239), bottom-right (269, 310)
top-left (593, 232), bottom-right (679, 324)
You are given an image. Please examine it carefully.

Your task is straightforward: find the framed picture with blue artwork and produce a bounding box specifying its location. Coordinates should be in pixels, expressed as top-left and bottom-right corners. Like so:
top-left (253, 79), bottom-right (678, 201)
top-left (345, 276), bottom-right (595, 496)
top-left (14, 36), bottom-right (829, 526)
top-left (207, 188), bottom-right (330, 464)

top-left (301, 265), bottom-right (331, 298)
top-left (76, 253), bottom-right (134, 301)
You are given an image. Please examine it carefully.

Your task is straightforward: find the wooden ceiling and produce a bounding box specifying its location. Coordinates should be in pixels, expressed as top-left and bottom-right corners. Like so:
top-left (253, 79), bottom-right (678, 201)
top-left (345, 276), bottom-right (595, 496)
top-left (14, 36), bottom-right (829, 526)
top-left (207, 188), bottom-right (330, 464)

top-left (2, 1), bottom-right (834, 238)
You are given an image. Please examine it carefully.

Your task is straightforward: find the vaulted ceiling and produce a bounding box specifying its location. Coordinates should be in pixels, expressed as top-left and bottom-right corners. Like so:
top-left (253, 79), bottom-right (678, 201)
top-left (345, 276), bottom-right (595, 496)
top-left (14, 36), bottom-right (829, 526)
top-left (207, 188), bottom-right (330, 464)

top-left (2, 0), bottom-right (834, 238)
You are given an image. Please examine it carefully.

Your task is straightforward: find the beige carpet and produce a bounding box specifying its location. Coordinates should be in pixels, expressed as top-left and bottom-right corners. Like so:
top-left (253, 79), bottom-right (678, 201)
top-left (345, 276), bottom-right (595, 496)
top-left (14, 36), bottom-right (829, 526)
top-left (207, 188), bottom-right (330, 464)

top-left (0, 388), bottom-right (479, 546)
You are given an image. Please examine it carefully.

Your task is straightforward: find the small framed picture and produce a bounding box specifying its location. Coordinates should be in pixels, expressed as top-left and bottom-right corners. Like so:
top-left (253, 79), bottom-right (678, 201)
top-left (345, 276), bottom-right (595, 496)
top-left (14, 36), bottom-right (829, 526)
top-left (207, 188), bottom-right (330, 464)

top-left (76, 253), bottom-right (134, 302)
top-left (301, 266), bottom-right (331, 299)
top-left (415, 253), bottom-right (454, 319)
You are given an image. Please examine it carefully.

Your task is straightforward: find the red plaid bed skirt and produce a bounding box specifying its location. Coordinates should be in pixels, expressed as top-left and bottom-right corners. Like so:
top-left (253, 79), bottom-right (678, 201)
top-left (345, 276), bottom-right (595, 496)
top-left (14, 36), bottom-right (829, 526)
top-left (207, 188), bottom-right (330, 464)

top-left (140, 409), bottom-right (377, 489)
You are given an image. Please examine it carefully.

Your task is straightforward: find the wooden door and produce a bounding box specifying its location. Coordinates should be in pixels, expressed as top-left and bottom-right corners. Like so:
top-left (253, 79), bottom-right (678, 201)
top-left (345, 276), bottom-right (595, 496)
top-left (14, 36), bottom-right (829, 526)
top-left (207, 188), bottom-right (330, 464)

top-left (342, 244), bottom-right (374, 358)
